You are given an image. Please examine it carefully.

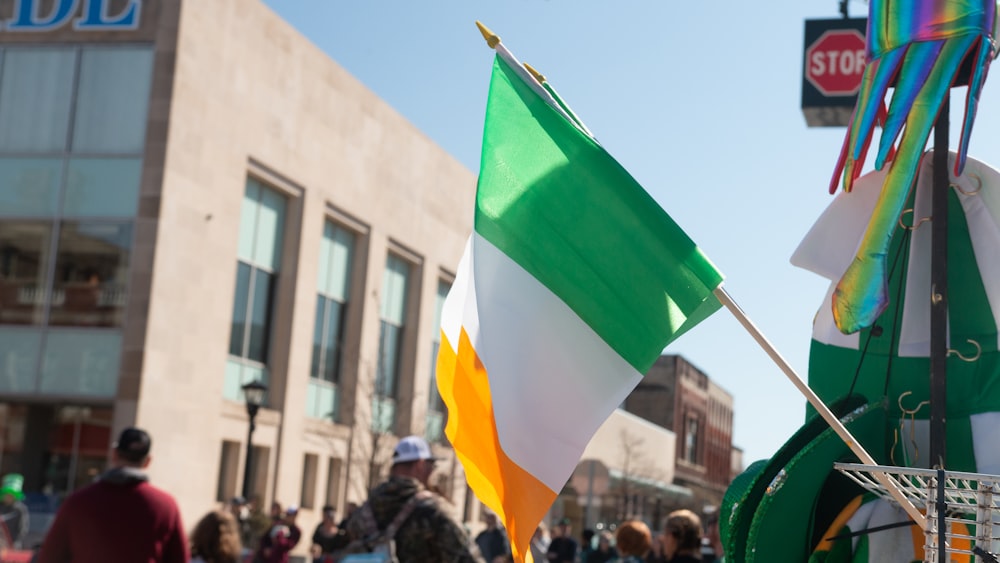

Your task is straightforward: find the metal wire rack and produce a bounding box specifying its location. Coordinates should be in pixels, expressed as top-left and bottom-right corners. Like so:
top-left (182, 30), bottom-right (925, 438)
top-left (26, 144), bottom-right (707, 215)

top-left (834, 462), bottom-right (1000, 563)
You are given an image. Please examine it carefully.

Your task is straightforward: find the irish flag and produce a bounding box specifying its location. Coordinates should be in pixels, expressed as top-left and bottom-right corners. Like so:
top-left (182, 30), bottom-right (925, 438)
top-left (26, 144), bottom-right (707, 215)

top-left (435, 39), bottom-right (725, 563)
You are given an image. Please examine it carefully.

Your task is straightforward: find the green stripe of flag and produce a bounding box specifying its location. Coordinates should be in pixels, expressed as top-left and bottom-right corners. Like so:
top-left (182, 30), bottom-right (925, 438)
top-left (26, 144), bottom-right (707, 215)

top-left (474, 55), bottom-right (724, 372)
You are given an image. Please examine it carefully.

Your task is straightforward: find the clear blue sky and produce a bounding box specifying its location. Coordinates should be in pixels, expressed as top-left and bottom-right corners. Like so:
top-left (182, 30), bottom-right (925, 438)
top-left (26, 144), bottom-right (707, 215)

top-left (261, 1), bottom-right (1000, 465)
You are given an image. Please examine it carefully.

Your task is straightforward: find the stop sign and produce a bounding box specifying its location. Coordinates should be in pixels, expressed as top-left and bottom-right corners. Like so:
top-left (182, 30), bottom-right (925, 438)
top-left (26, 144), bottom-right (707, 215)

top-left (805, 29), bottom-right (866, 96)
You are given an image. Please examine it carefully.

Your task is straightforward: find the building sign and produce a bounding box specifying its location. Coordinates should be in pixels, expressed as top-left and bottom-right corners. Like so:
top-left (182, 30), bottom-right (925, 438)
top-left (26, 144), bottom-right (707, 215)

top-left (1, 0), bottom-right (141, 32)
top-left (801, 18), bottom-right (867, 127)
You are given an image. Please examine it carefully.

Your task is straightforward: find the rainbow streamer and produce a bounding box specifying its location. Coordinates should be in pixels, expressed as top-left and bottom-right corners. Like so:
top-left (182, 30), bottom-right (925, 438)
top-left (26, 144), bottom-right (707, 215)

top-left (829, 0), bottom-right (997, 334)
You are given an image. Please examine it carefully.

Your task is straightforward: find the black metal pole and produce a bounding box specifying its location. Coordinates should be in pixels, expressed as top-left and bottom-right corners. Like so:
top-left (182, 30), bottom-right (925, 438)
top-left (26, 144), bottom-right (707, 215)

top-left (242, 405), bottom-right (259, 500)
top-left (929, 97), bottom-right (949, 471)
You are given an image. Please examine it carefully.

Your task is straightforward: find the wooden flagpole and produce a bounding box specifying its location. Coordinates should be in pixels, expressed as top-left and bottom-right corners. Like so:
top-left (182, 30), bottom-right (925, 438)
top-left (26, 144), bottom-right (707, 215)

top-left (713, 286), bottom-right (927, 528)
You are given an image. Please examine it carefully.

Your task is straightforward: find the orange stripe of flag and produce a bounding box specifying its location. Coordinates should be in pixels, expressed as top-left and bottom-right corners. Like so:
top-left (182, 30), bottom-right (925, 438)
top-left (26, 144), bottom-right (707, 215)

top-left (436, 328), bottom-right (557, 563)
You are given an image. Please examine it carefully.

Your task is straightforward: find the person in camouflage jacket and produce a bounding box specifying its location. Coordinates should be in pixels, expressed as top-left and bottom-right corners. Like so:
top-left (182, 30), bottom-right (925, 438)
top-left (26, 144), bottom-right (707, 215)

top-left (345, 436), bottom-right (483, 563)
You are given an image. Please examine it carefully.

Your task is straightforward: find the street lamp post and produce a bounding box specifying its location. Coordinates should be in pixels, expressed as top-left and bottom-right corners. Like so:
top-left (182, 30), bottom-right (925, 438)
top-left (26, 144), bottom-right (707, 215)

top-left (241, 380), bottom-right (268, 500)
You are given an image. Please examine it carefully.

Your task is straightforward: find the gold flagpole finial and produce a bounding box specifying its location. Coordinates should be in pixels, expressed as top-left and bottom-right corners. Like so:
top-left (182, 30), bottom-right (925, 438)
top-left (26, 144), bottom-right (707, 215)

top-left (523, 63), bottom-right (545, 84)
top-left (476, 21), bottom-right (501, 49)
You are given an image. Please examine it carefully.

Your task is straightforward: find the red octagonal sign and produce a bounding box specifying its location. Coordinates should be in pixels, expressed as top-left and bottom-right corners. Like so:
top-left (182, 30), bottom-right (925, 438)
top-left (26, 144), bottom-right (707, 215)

top-left (806, 29), bottom-right (866, 96)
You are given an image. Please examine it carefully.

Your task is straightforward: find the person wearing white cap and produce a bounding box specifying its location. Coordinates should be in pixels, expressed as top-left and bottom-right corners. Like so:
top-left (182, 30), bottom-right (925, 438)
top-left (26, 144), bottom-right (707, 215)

top-left (341, 435), bottom-right (483, 562)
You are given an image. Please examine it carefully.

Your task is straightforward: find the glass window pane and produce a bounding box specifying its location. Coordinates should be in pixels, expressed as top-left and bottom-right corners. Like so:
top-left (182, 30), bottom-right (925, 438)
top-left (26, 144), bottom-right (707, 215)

top-left (322, 300), bottom-right (344, 383)
top-left (317, 225), bottom-right (332, 296)
top-left (72, 48), bottom-right (154, 154)
top-left (253, 186), bottom-right (285, 271)
top-left (376, 321), bottom-right (401, 397)
top-left (371, 396), bottom-right (395, 433)
top-left (0, 222), bottom-right (53, 326)
top-left (319, 222), bottom-right (354, 301)
top-left (0, 48), bottom-right (75, 152)
top-left (224, 359), bottom-right (271, 404)
top-left (223, 359), bottom-right (244, 402)
top-left (247, 269), bottom-right (273, 363)
top-left (237, 180), bottom-right (260, 264)
top-left (429, 340), bottom-right (444, 412)
top-left (64, 158), bottom-right (142, 217)
top-left (433, 281), bottom-right (450, 342)
top-left (329, 227), bottom-right (353, 301)
top-left (380, 255), bottom-right (409, 324)
top-left (310, 296), bottom-right (326, 380)
top-left (429, 281), bottom-right (450, 412)
top-left (306, 379), bottom-right (337, 420)
top-left (48, 222), bottom-right (132, 328)
top-left (39, 329), bottom-right (121, 396)
top-left (0, 327), bottom-right (42, 392)
top-left (0, 158), bottom-right (62, 216)
top-left (228, 262), bottom-right (252, 357)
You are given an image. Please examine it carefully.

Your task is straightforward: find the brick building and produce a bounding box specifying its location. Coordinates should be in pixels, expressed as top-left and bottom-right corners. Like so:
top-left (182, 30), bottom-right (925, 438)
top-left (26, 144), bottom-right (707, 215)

top-left (624, 355), bottom-right (735, 513)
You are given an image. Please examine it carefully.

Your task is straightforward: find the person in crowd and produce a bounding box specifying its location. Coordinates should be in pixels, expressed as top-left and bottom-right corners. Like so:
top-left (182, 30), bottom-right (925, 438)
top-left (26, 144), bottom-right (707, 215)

top-left (244, 495), bottom-right (271, 552)
top-left (36, 427), bottom-right (188, 563)
top-left (225, 497), bottom-right (250, 554)
top-left (0, 473), bottom-right (29, 549)
top-left (660, 509), bottom-right (703, 563)
top-left (546, 517), bottom-right (577, 563)
top-left (646, 530), bottom-right (669, 563)
top-left (190, 509), bottom-right (242, 563)
top-left (615, 519), bottom-right (652, 563)
top-left (529, 522), bottom-right (550, 563)
top-left (579, 529), bottom-right (596, 562)
top-left (475, 512), bottom-right (511, 563)
top-left (310, 505), bottom-right (345, 562)
top-left (226, 496), bottom-right (246, 520)
top-left (255, 505), bottom-right (301, 563)
top-left (701, 516), bottom-right (722, 563)
top-left (343, 435), bottom-right (482, 562)
top-left (338, 501), bottom-right (358, 530)
top-left (587, 530), bottom-right (617, 563)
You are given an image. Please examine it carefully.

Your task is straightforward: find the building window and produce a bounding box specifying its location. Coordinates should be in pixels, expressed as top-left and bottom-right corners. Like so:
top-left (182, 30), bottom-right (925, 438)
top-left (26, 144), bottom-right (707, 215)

top-left (226, 178), bottom-right (286, 402)
top-left (425, 280), bottom-right (450, 443)
top-left (325, 457), bottom-right (343, 508)
top-left (248, 445), bottom-right (270, 501)
top-left (684, 414), bottom-right (700, 464)
top-left (217, 441), bottom-right (241, 502)
top-left (49, 222), bottom-right (132, 328)
top-left (0, 48), bottom-right (76, 152)
top-left (0, 45), bottom-right (153, 398)
top-left (0, 158), bottom-right (62, 216)
top-left (301, 454), bottom-right (318, 509)
top-left (373, 254), bottom-right (410, 432)
top-left (0, 222), bottom-right (53, 326)
top-left (39, 330), bottom-right (122, 396)
top-left (306, 221), bottom-right (355, 421)
top-left (71, 48), bottom-right (155, 153)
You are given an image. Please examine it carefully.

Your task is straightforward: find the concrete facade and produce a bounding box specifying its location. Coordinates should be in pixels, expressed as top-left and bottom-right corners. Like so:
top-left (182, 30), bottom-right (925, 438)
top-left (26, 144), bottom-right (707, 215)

top-left (142, 0), bottom-right (478, 523)
top-left (0, 0), bottom-right (480, 557)
top-left (562, 409), bottom-right (685, 531)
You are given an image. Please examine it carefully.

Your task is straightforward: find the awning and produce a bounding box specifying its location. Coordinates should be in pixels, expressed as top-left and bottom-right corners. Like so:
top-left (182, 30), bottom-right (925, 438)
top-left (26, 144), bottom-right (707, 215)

top-left (608, 468), bottom-right (692, 498)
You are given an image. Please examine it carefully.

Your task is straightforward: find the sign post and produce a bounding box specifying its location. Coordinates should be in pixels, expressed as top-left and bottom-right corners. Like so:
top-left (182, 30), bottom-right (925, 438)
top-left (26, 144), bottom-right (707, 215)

top-left (801, 18), bottom-right (867, 127)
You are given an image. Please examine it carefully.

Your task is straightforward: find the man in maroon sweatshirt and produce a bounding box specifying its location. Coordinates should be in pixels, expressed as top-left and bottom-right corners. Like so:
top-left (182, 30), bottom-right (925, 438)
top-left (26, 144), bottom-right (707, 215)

top-left (36, 427), bottom-right (189, 563)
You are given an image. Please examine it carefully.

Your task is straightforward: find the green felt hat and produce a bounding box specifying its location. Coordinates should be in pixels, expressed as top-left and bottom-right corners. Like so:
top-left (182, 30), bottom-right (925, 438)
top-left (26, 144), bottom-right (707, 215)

top-left (0, 473), bottom-right (24, 501)
top-left (721, 394), bottom-right (878, 563)
top-left (744, 398), bottom-right (887, 563)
